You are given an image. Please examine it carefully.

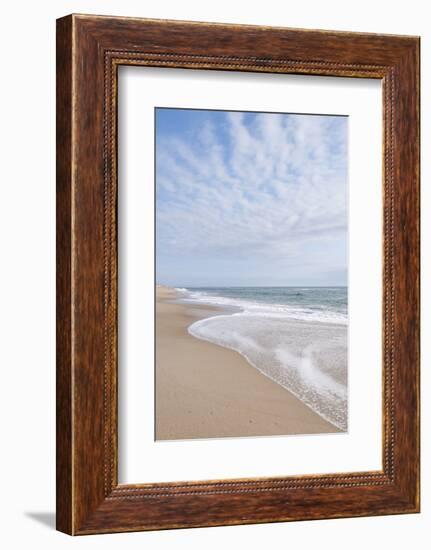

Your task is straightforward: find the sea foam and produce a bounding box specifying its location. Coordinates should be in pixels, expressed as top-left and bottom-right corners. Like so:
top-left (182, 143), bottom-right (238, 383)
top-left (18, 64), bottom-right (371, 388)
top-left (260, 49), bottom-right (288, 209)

top-left (186, 301), bottom-right (348, 431)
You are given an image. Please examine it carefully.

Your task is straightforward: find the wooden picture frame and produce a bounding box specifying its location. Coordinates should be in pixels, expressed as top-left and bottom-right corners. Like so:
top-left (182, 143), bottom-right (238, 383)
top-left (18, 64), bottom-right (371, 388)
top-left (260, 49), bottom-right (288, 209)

top-left (56, 14), bottom-right (420, 535)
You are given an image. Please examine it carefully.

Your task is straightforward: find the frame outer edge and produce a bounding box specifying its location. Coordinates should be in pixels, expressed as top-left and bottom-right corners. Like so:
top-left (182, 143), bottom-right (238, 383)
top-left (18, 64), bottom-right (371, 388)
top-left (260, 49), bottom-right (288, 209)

top-left (393, 38), bottom-right (420, 511)
top-left (56, 14), bottom-right (421, 535)
top-left (56, 14), bottom-right (74, 535)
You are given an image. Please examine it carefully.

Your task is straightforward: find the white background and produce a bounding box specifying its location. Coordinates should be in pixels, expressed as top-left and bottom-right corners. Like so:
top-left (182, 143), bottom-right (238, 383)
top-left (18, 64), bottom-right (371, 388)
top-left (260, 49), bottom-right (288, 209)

top-left (119, 67), bottom-right (382, 483)
top-left (0, 1), bottom-right (428, 548)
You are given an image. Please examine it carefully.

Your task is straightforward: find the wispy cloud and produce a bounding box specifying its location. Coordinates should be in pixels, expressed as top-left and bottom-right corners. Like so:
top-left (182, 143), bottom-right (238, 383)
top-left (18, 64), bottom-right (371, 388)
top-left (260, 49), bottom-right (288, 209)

top-left (156, 109), bottom-right (347, 287)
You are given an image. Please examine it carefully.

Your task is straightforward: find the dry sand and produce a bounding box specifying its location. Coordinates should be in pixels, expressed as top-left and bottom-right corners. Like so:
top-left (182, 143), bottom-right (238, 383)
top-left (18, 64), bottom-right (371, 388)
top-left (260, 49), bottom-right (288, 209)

top-left (155, 286), bottom-right (339, 440)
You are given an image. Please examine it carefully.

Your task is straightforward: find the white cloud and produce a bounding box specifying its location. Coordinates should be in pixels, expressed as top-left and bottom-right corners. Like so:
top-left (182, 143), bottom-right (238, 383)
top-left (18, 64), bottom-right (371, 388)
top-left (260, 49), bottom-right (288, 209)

top-left (156, 111), bottom-right (347, 286)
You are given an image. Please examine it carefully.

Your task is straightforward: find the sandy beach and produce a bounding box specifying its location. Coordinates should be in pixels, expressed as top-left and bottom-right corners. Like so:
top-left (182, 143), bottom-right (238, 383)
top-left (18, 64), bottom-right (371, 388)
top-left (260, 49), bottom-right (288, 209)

top-left (155, 286), bottom-right (339, 440)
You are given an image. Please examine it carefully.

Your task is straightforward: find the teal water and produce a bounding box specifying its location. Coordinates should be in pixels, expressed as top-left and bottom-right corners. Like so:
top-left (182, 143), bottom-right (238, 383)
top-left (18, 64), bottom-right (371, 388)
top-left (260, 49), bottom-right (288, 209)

top-left (177, 286), bottom-right (347, 325)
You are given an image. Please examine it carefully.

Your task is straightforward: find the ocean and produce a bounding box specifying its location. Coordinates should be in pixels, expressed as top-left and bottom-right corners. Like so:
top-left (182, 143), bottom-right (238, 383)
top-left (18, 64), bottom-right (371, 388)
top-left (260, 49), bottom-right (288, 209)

top-left (175, 287), bottom-right (348, 431)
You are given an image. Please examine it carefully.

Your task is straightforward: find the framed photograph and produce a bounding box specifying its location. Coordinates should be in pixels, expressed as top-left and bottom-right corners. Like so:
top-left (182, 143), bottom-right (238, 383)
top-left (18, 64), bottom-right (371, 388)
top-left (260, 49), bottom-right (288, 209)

top-left (56, 14), bottom-right (420, 535)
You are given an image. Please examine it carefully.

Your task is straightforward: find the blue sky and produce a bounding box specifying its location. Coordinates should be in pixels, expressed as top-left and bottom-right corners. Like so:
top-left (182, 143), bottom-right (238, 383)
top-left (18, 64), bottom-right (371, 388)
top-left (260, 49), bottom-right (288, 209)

top-left (155, 108), bottom-right (347, 287)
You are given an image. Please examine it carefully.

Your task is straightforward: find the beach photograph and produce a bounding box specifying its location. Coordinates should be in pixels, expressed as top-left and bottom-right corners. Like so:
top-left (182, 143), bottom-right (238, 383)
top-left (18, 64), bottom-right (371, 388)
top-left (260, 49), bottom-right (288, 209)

top-left (155, 107), bottom-right (348, 440)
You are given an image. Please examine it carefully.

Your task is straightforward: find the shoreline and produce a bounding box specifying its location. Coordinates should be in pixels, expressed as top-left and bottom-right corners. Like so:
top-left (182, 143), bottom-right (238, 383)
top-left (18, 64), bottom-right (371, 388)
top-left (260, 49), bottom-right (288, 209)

top-left (155, 286), bottom-right (340, 440)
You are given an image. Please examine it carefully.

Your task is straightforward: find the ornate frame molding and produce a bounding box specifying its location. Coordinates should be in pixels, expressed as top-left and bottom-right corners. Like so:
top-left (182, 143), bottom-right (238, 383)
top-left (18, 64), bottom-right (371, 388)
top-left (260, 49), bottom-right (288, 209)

top-left (57, 15), bottom-right (419, 534)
